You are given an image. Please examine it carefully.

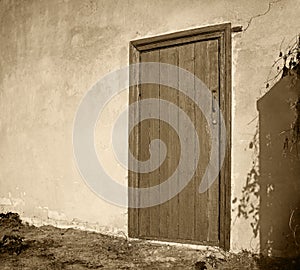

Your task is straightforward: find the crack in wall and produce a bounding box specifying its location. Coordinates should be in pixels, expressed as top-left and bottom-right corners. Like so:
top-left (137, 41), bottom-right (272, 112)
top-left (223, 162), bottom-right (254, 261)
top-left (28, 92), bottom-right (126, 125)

top-left (243, 0), bottom-right (283, 32)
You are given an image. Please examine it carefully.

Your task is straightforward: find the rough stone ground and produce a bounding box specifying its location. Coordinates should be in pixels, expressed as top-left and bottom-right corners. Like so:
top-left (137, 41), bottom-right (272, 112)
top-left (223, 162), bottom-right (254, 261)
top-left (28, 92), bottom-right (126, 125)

top-left (0, 213), bottom-right (299, 270)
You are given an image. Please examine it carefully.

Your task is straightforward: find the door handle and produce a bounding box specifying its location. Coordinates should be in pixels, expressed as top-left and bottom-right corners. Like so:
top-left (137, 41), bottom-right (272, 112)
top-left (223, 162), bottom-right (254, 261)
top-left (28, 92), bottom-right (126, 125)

top-left (212, 89), bottom-right (218, 125)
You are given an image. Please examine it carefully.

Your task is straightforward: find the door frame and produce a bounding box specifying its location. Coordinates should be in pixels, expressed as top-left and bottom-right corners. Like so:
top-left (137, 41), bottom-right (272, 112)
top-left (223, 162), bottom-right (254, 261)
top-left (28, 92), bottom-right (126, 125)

top-left (128, 23), bottom-right (232, 250)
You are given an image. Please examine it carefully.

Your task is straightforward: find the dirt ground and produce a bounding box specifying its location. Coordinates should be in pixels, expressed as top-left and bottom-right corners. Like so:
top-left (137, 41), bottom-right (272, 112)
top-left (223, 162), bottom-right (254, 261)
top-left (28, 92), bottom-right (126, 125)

top-left (0, 213), bottom-right (299, 269)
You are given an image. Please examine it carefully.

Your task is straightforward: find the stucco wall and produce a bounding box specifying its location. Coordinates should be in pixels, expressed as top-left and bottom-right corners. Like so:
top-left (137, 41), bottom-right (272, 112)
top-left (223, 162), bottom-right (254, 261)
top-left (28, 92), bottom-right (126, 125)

top-left (1, 0), bottom-right (299, 253)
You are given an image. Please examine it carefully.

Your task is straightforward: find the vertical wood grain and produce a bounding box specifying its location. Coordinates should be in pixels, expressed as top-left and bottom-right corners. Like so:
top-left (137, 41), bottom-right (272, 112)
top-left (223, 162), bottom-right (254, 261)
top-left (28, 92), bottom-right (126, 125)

top-left (178, 43), bottom-right (196, 240)
top-left (206, 39), bottom-right (220, 243)
top-left (148, 52), bottom-right (160, 237)
top-left (194, 40), bottom-right (210, 242)
top-left (138, 50), bottom-right (159, 236)
top-left (159, 47), bottom-right (179, 239)
top-left (128, 43), bottom-right (139, 237)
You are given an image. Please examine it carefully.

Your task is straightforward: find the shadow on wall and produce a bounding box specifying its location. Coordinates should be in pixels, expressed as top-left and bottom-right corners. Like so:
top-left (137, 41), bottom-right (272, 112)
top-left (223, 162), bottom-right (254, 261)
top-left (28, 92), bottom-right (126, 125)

top-left (257, 74), bottom-right (300, 258)
top-left (232, 73), bottom-right (300, 261)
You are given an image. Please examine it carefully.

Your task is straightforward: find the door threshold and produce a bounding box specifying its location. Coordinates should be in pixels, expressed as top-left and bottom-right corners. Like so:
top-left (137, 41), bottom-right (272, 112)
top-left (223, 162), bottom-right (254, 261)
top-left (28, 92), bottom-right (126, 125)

top-left (128, 236), bottom-right (224, 252)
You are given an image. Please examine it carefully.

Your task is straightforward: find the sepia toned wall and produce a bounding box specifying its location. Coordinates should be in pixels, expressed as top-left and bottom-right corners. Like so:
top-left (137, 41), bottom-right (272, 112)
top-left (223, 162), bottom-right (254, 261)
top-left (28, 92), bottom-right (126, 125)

top-left (1, 0), bottom-right (299, 253)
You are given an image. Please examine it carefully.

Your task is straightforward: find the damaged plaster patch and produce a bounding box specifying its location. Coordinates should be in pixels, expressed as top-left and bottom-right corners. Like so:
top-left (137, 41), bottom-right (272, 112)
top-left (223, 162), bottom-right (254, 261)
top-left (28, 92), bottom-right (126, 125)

top-left (0, 198), bottom-right (12, 206)
top-left (0, 196), bottom-right (25, 213)
top-left (19, 207), bottom-right (128, 238)
top-left (0, 197), bottom-right (128, 239)
top-left (0, 196), bottom-right (24, 207)
top-left (243, 0), bottom-right (283, 32)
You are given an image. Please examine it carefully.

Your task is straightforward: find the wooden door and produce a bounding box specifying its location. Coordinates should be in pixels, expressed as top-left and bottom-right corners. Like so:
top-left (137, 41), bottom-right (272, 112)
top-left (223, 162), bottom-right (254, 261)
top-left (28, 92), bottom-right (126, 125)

top-left (128, 23), bottom-right (231, 249)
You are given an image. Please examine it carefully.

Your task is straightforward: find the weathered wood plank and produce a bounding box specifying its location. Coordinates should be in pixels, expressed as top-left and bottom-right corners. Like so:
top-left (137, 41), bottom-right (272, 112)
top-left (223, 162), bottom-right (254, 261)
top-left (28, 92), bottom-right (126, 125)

top-left (128, 43), bottom-right (140, 237)
top-left (206, 39), bottom-right (220, 242)
top-left (219, 27), bottom-right (232, 250)
top-left (194, 40), bottom-right (210, 242)
top-left (131, 23), bottom-right (231, 51)
top-left (136, 32), bottom-right (222, 52)
top-left (138, 50), bottom-right (159, 236)
top-left (178, 43), bottom-right (196, 240)
top-left (159, 47), bottom-right (179, 239)
top-left (147, 52), bottom-right (160, 237)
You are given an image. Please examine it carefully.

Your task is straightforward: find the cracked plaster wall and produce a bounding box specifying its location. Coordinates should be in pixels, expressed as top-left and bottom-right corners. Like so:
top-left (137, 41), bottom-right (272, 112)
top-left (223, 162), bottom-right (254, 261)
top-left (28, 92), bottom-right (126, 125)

top-left (0, 0), bottom-right (299, 252)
